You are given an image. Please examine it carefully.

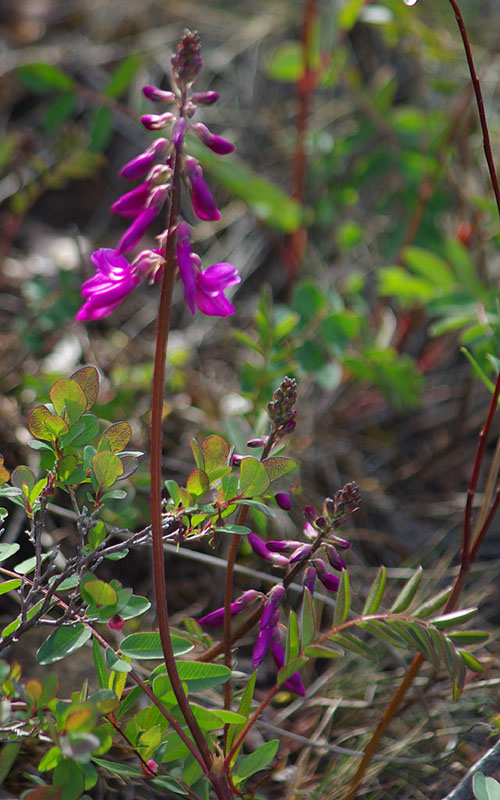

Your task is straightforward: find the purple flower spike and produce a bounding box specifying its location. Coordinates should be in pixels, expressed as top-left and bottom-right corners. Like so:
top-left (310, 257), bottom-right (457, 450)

top-left (199, 589), bottom-right (258, 627)
top-left (289, 543), bottom-right (312, 565)
top-left (116, 205), bottom-right (160, 254)
top-left (111, 183), bottom-right (151, 218)
top-left (193, 123), bottom-right (235, 155)
top-left (191, 91), bottom-right (219, 105)
top-left (195, 262), bottom-right (240, 317)
top-left (275, 493), bottom-right (291, 511)
top-left (142, 86), bottom-right (176, 103)
top-left (76, 249), bottom-right (142, 321)
top-left (270, 630), bottom-right (306, 696)
top-left (120, 139), bottom-right (168, 180)
top-left (185, 156), bottom-right (220, 221)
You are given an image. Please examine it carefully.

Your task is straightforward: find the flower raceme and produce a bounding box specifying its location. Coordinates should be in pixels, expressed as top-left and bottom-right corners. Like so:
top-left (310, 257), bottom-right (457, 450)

top-left (76, 30), bottom-right (240, 322)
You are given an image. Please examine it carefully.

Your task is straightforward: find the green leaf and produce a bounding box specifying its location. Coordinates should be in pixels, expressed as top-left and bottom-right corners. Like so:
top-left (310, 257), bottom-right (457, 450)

top-left (186, 468), bottom-right (210, 497)
top-left (216, 524), bottom-right (252, 536)
top-left (0, 543), bottom-right (20, 563)
top-left (431, 608), bottom-right (477, 629)
top-left (447, 630), bottom-right (490, 645)
top-left (338, 0), bottom-right (367, 29)
top-left (234, 739), bottom-right (279, 781)
top-left (70, 415), bottom-right (100, 447)
top-left (473, 772), bottom-right (500, 800)
top-left (17, 62), bottom-right (75, 93)
top-left (70, 366), bottom-right (99, 411)
top-left (330, 633), bottom-right (376, 660)
top-left (301, 588), bottom-right (316, 648)
top-left (201, 435), bottom-right (231, 472)
top-left (103, 54), bottom-right (141, 98)
top-left (304, 643), bottom-right (343, 659)
top-left (0, 742), bottom-right (21, 784)
top-left (459, 650), bottom-right (484, 673)
top-left (334, 570), bottom-right (350, 626)
top-left (403, 246), bottom-right (455, 291)
top-left (362, 566), bottom-right (386, 615)
top-left (277, 656), bottom-right (308, 685)
top-left (92, 757), bottom-right (142, 778)
top-left (190, 438), bottom-right (205, 470)
top-left (81, 575), bottom-right (118, 607)
top-left (120, 595), bottom-right (151, 620)
top-left (99, 422), bottom-right (131, 454)
top-left (413, 586), bottom-right (452, 618)
top-left (88, 520), bottom-right (107, 550)
top-left (286, 611), bottom-right (300, 662)
top-left (11, 465), bottom-right (36, 491)
top-left (53, 758), bottom-right (85, 800)
top-left (92, 640), bottom-right (108, 690)
top-left (119, 631), bottom-right (193, 660)
top-left (266, 42), bottom-right (304, 82)
top-left (359, 620), bottom-right (405, 649)
top-left (105, 649), bottom-right (132, 674)
top-left (187, 137), bottom-right (302, 233)
top-left (389, 567), bottom-right (423, 613)
top-left (0, 578), bottom-right (21, 595)
top-left (378, 267), bottom-right (436, 304)
top-left (262, 457), bottom-right (299, 492)
top-left (37, 624), bottom-right (92, 665)
top-left (49, 378), bottom-right (87, 425)
top-left (239, 457), bottom-right (270, 496)
top-left (174, 661), bottom-right (231, 691)
top-left (91, 451), bottom-right (123, 489)
top-left (88, 106), bottom-right (114, 153)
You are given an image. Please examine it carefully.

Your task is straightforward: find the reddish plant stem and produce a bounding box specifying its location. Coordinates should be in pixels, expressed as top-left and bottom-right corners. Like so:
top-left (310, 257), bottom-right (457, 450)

top-left (346, 10), bottom-right (500, 792)
top-left (224, 685), bottom-right (280, 770)
top-left (149, 148), bottom-right (215, 776)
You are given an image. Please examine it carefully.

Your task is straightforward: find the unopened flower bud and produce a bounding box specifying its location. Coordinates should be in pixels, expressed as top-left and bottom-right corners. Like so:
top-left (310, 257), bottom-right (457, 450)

top-left (141, 112), bottom-right (175, 131)
top-left (303, 566), bottom-right (316, 595)
top-left (109, 614), bottom-right (124, 631)
top-left (326, 545), bottom-right (346, 571)
top-left (284, 419), bottom-right (297, 433)
top-left (275, 493), bottom-right (291, 511)
top-left (171, 30), bottom-right (202, 89)
top-left (120, 138), bottom-right (168, 180)
top-left (270, 628), bottom-right (305, 696)
top-left (289, 543), bottom-right (312, 564)
top-left (314, 560), bottom-right (340, 592)
top-left (316, 516), bottom-right (327, 530)
top-left (252, 610), bottom-right (278, 668)
top-left (192, 91), bottom-right (219, 105)
top-left (172, 117), bottom-right (187, 147)
top-left (142, 85), bottom-right (176, 103)
top-left (193, 123), bottom-right (235, 155)
top-left (304, 505), bottom-right (316, 522)
top-left (231, 454), bottom-right (244, 466)
top-left (324, 497), bottom-right (335, 517)
top-left (199, 589), bottom-right (259, 627)
top-left (247, 438), bottom-right (265, 448)
top-left (267, 540), bottom-right (300, 553)
top-left (141, 758), bottom-right (158, 777)
top-left (260, 584), bottom-right (286, 629)
top-left (185, 156), bottom-right (220, 221)
top-left (300, 524), bottom-right (315, 544)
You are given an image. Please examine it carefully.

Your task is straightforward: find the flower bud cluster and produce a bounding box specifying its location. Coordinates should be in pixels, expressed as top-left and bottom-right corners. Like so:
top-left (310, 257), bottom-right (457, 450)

top-left (267, 377), bottom-right (298, 438)
top-left (246, 483), bottom-right (359, 600)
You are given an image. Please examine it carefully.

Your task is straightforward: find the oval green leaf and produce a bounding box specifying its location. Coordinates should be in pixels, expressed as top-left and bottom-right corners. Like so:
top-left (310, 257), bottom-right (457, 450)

top-left (119, 631), bottom-right (193, 660)
top-left (37, 624), bottom-right (92, 665)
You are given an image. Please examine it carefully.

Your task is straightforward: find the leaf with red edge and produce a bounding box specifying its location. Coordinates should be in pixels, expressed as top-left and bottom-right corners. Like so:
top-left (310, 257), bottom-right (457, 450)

top-left (49, 378), bottom-right (87, 424)
top-left (28, 405), bottom-right (52, 440)
top-left (99, 422), bottom-right (131, 453)
top-left (70, 366), bottom-right (99, 411)
top-left (0, 455), bottom-right (10, 486)
top-left (201, 435), bottom-right (231, 472)
top-left (262, 456), bottom-right (299, 493)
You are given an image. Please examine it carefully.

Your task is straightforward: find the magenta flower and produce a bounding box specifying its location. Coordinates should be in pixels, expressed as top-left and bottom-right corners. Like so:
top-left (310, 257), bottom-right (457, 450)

top-left (185, 156), bottom-right (220, 221)
top-left (120, 139), bottom-right (168, 180)
top-left (275, 493), bottom-right (291, 511)
top-left (176, 221), bottom-right (241, 317)
top-left (193, 123), bottom-right (235, 155)
top-left (270, 629), bottom-right (306, 696)
top-left (76, 249), bottom-right (142, 321)
top-left (111, 183), bottom-right (151, 218)
top-left (198, 589), bottom-right (259, 627)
